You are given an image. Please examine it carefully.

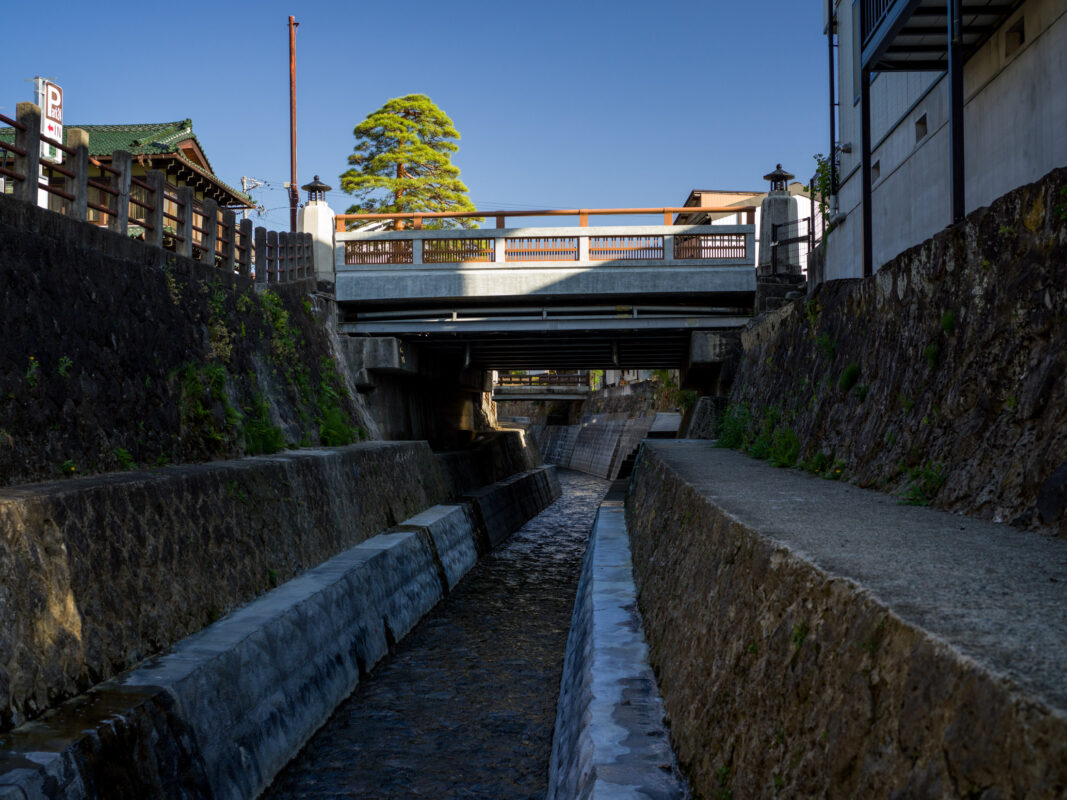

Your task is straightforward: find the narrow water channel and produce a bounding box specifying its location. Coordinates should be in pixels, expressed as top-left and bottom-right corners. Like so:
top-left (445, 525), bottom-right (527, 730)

top-left (263, 470), bottom-right (610, 799)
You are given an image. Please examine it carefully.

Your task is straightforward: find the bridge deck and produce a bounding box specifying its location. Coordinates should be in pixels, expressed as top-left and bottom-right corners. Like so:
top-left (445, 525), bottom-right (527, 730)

top-left (334, 218), bottom-right (756, 369)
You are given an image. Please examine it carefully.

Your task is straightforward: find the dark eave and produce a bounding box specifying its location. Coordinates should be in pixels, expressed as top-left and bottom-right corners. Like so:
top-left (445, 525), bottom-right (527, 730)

top-left (861, 0), bottom-right (1024, 72)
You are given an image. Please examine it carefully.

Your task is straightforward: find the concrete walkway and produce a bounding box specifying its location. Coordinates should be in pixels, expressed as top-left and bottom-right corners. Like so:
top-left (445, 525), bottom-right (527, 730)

top-left (643, 441), bottom-right (1067, 716)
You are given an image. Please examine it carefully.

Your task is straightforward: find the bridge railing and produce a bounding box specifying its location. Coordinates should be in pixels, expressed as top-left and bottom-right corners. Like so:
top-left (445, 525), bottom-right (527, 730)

top-left (496, 371), bottom-right (590, 387)
top-left (335, 207), bottom-right (757, 269)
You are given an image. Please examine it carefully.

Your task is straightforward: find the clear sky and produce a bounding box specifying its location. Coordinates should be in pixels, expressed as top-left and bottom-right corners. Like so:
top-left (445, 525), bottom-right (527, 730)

top-left (1, 0), bottom-right (829, 229)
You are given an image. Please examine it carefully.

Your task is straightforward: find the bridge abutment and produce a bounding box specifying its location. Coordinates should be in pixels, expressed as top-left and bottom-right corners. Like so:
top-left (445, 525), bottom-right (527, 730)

top-left (340, 336), bottom-right (494, 448)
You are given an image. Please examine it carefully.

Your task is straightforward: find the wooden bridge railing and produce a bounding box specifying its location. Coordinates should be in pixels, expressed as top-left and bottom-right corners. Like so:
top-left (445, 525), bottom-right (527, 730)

top-left (496, 371), bottom-right (591, 387)
top-left (1, 102), bottom-right (311, 285)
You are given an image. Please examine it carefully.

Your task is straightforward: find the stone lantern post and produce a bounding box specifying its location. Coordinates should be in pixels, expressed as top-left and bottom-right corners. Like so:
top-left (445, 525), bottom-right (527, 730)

top-left (298, 175), bottom-right (335, 286)
top-left (758, 164), bottom-right (800, 277)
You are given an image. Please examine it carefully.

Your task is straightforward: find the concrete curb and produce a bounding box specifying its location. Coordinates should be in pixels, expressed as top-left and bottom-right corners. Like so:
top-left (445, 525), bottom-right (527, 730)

top-left (0, 466), bottom-right (561, 799)
top-left (547, 492), bottom-right (688, 800)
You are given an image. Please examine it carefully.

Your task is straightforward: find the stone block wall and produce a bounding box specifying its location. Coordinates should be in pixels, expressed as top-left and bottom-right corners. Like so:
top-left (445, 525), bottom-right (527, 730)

top-left (0, 193), bottom-right (374, 487)
top-left (0, 442), bottom-right (446, 733)
top-left (719, 166), bottom-right (1067, 535)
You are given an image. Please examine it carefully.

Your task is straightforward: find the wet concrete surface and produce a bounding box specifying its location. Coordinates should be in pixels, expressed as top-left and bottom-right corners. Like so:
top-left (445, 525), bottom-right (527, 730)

top-left (263, 470), bottom-right (610, 800)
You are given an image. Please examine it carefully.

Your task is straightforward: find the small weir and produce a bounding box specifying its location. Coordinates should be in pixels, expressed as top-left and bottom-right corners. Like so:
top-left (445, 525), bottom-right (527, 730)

top-left (263, 471), bottom-right (610, 799)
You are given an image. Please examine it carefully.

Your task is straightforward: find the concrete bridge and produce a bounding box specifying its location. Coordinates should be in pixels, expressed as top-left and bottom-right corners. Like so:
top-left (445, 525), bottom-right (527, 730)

top-left (332, 207), bottom-right (756, 371)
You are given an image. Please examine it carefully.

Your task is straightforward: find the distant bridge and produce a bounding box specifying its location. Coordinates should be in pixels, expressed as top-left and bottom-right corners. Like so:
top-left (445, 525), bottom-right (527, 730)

top-left (333, 207), bottom-right (756, 371)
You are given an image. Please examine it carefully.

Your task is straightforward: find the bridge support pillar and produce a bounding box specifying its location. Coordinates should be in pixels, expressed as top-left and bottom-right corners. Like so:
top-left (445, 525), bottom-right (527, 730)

top-left (680, 331), bottom-right (742, 438)
top-left (339, 336), bottom-right (494, 447)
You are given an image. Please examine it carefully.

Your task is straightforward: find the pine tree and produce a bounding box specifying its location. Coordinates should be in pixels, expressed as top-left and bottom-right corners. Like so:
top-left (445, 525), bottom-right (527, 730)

top-left (339, 94), bottom-right (478, 229)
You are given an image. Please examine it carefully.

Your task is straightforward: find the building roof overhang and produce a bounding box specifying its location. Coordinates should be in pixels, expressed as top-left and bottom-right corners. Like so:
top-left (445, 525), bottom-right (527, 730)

top-left (861, 0), bottom-right (1024, 72)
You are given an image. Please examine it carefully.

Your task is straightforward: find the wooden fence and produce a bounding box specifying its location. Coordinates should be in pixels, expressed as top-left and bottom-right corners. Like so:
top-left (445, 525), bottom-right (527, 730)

top-left (0, 102), bottom-right (311, 284)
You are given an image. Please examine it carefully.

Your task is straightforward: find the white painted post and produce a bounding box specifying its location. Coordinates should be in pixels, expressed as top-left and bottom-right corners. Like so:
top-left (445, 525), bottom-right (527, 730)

top-left (412, 236), bottom-right (424, 265)
top-left (299, 199), bottom-right (335, 283)
top-left (494, 234), bottom-right (507, 264)
top-left (663, 234), bottom-right (674, 261)
top-left (578, 232), bottom-right (590, 263)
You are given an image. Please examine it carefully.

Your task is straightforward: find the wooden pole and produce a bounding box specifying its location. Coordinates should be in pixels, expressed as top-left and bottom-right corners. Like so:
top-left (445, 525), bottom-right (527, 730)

top-left (288, 15), bottom-right (299, 233)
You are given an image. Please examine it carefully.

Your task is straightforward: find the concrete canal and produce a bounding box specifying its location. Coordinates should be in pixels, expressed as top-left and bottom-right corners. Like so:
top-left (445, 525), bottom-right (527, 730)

top-left (263, 470), bottom-right (611, 799)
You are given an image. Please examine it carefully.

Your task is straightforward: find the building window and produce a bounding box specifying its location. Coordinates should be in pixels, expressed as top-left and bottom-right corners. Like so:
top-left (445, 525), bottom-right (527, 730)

top-left (872, 160), bottom-right (881, 182)
top-left (1005, 16), bottom-right (1025, 58)
top-left (915, 114), bottom-right (928, 143)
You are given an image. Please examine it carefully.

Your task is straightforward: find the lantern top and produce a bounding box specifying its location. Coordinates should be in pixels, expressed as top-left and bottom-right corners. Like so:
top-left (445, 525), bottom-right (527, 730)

top-left (763, 163), bottom-right (795, 191)
top-left (301, 175), bottom-right (332, 202)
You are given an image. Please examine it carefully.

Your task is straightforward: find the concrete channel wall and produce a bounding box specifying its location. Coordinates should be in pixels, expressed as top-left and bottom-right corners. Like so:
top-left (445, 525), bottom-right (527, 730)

top-left (547, 488), bottom-right (687, 799)
top-left (531, 414), bottom-right (662, 480)
top-left (626, 441), bottom-right (1067, 799)
top-left (0, 465), bottom-right (561, 799)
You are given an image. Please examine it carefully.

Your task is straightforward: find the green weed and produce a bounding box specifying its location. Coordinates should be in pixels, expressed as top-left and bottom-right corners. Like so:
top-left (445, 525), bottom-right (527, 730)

top-left (114, 448), bottom-right (136, 470)
top-left (318, 406), bottom-right (356, 446)
top-left (242, 397), bottom-right (286, 455)
top-left (768, 426), bottom-right (800, 468)
top-left (61, 459), bottom-right (77, 476)
top-left (923, 342), bottom-right (940, 368)
top-left (57, 355), bottom-right (73, 378)
top-left (792, 620), bottom-right (810, 650)
top-left (902, 461), bottom-right (947, 506)
top-left (25, 356), bottom-right (39, 388)
top-left (716, 403), bottom-right (751, 449)
top-left (838, 362), bottom-right (860, 392)
top-left (940, 310), bottom-right (957, 335)
top-left (815, 333), bottom-right (836, 360)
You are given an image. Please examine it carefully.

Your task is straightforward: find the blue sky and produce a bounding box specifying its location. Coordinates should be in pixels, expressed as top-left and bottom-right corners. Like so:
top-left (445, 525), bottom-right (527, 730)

top-left (1, 0), bottom-right (829, 229)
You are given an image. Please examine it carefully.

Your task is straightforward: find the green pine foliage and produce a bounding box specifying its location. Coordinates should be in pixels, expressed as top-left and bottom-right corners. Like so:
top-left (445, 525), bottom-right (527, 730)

top-left (340, 94), bottom-right (479, 228)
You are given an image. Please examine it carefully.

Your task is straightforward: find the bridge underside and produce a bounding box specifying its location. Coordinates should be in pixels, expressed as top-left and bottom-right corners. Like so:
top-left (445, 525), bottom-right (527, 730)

top-left (339, 302), bottom-right (750, 370)
top-left (363, 329), bottom-right (695, 371)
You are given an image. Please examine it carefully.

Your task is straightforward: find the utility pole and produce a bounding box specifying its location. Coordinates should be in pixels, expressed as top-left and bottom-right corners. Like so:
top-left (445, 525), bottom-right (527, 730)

top-left (241, 176), bottom-right (265, 220)
top-left (288, 15), bottom-right (299, 233)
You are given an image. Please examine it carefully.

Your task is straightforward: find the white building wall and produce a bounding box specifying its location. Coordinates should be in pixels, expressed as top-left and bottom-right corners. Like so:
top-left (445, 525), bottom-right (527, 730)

top-left (826, 0), bottom-right (1067, 281)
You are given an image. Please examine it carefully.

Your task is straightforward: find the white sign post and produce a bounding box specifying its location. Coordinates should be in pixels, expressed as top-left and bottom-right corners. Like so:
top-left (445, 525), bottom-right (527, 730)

top-left (33, 78), bottom-right (63, 209)
top-left (38, 79), bottom-right (63, 163)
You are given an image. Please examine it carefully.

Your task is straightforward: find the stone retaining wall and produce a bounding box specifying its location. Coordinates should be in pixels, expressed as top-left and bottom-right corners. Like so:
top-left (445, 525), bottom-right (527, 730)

top-left (0, 192), bottom-right (376, 487)
top-left (718, 166), bottom-right (1067, 535)
top-left (625, 442), bottom-right (1067, 799)
top-left (0, 466), bottom-right (561, 799)
top-left (532, 415), bottom-right (655, 479)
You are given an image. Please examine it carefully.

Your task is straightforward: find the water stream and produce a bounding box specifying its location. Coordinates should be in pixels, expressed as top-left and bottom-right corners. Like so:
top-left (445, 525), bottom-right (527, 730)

top-left (263, 470), bottom-right (610, 799)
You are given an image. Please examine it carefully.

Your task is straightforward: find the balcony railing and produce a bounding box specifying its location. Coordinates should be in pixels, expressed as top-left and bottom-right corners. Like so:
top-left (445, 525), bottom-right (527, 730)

top-left (861, 0), bottom-right (895, 46)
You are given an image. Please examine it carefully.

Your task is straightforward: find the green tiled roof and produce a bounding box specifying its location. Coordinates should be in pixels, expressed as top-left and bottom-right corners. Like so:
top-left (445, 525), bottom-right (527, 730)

top-left (0, 119), bottom-right (253, 206)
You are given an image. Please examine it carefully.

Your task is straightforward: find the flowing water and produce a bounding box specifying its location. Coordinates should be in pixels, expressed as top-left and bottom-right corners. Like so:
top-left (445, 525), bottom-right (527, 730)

top-left (263, 470), bottom-right (610, 799)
